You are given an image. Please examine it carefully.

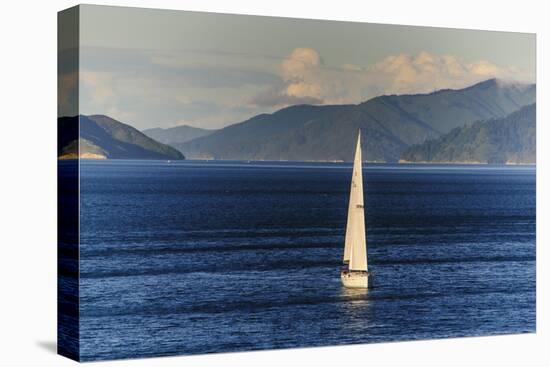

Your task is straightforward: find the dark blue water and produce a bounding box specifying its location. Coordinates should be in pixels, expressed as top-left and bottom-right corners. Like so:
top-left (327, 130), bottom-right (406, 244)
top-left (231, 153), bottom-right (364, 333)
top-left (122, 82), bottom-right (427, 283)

top-left (78, 160), bottom-right (536, 361)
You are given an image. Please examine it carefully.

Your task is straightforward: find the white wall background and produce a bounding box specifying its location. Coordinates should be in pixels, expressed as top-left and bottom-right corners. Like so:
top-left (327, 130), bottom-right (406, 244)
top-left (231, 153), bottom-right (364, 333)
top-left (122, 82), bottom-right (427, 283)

top-left (0, 0), bottom-right (547, 366)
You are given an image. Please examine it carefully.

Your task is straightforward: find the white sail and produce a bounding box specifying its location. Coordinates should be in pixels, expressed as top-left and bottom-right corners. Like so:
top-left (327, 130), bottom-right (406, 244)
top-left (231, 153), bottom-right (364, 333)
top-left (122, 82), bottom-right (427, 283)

top-left (343, 131), bottom-right (368, 271)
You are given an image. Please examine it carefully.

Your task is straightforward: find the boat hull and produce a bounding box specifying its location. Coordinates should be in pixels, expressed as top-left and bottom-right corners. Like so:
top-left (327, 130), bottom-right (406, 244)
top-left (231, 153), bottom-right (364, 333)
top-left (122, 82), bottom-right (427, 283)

top-left (340, 270), bottom-right (370, 288)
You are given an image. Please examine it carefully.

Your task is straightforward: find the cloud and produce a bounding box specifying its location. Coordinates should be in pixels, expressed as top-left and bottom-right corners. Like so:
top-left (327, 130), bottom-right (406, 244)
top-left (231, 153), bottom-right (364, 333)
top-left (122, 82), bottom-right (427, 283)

top-left (76, 47), bottom-right (285, 129)
top-left (280, 48), bottom-right (328, 102)
top-left (250, 48), bottom-right (534, 108)
top-left (367, 51), bottom-right (529, 95)
top-left (249, 47), bottom-right (358, 107)
top-left (76, 45), bottom-right (533, 130)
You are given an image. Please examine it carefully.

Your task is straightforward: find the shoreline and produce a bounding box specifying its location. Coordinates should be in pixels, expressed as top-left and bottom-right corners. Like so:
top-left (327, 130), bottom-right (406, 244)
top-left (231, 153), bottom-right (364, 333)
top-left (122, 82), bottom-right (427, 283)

top-left (59, 157), bottom-right (536, 167)
top-left (398, 159), bottom-right (535, 166)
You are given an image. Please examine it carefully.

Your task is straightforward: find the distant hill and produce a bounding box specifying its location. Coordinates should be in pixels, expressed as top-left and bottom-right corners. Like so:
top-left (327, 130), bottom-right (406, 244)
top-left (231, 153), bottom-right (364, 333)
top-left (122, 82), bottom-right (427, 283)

top-left (178, 79), bottom-right (535, 162)
top-left (400, 104), bottom-right (536, 164)
top-left (58, 115), bottom-right (185, 160)
top-left (143, 125), bottom-right (215, 145)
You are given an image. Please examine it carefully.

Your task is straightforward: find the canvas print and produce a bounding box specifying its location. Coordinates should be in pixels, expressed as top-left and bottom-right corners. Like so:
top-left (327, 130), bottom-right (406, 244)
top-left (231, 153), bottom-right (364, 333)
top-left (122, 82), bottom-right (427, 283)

top-left (57, 4), bottom-right (536, 362)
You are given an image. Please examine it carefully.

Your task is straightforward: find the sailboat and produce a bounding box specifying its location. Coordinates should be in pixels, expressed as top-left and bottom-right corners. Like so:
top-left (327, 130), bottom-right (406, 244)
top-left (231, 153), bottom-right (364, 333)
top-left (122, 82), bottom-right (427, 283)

top-left (341, 130), bottom-right (371, 288)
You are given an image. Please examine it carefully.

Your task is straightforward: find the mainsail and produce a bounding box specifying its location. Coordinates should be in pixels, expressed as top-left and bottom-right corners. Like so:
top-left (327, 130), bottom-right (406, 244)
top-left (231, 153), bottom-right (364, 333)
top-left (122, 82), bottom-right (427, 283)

top-left (343, 131), bottom-right (368, 271)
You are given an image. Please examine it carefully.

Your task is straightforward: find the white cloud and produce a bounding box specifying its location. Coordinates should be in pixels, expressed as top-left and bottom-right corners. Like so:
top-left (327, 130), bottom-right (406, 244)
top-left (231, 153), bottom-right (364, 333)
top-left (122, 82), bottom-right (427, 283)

top-left (366, 51), bottom-right (528, 95)
top-left (251, 48), bottom-right (534, 108)
top-left (76, 46), bottom-right (534, 129)
top-left (279, 48), bottom-right (324, 101)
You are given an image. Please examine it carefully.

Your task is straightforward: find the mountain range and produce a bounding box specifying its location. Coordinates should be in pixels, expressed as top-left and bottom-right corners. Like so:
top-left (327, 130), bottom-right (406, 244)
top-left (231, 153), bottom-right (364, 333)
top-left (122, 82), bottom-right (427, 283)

top-left (400, 103), bottom-right (536, 164)
top-left (177, 79), bottom-right (535, 162)
top-left (58, 78), bottom-right (536, 163)
top-left (58, 115), bottom-right (185, 160)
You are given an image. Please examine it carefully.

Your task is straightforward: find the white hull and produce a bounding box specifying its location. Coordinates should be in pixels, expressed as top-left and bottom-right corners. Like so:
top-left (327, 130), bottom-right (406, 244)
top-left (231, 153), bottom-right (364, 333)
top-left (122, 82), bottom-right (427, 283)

top-left (340, 270), bottom-right (370, 289)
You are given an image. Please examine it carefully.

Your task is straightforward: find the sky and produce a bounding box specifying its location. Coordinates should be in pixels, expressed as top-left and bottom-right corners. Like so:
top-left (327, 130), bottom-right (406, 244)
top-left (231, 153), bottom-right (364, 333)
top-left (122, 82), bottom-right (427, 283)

top-left (60, 4), bottom-right (536, 130)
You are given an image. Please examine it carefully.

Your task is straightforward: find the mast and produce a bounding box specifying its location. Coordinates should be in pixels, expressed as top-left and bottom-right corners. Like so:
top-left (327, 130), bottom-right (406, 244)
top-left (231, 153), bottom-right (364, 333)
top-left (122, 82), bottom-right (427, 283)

top-left (343, 131), bottom-right (368, 271)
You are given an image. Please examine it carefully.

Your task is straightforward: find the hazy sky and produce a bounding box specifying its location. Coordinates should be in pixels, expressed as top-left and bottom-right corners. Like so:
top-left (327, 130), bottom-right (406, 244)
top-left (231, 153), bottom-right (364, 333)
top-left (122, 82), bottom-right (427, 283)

top-left (68, 4), bottom-right (536, 130)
